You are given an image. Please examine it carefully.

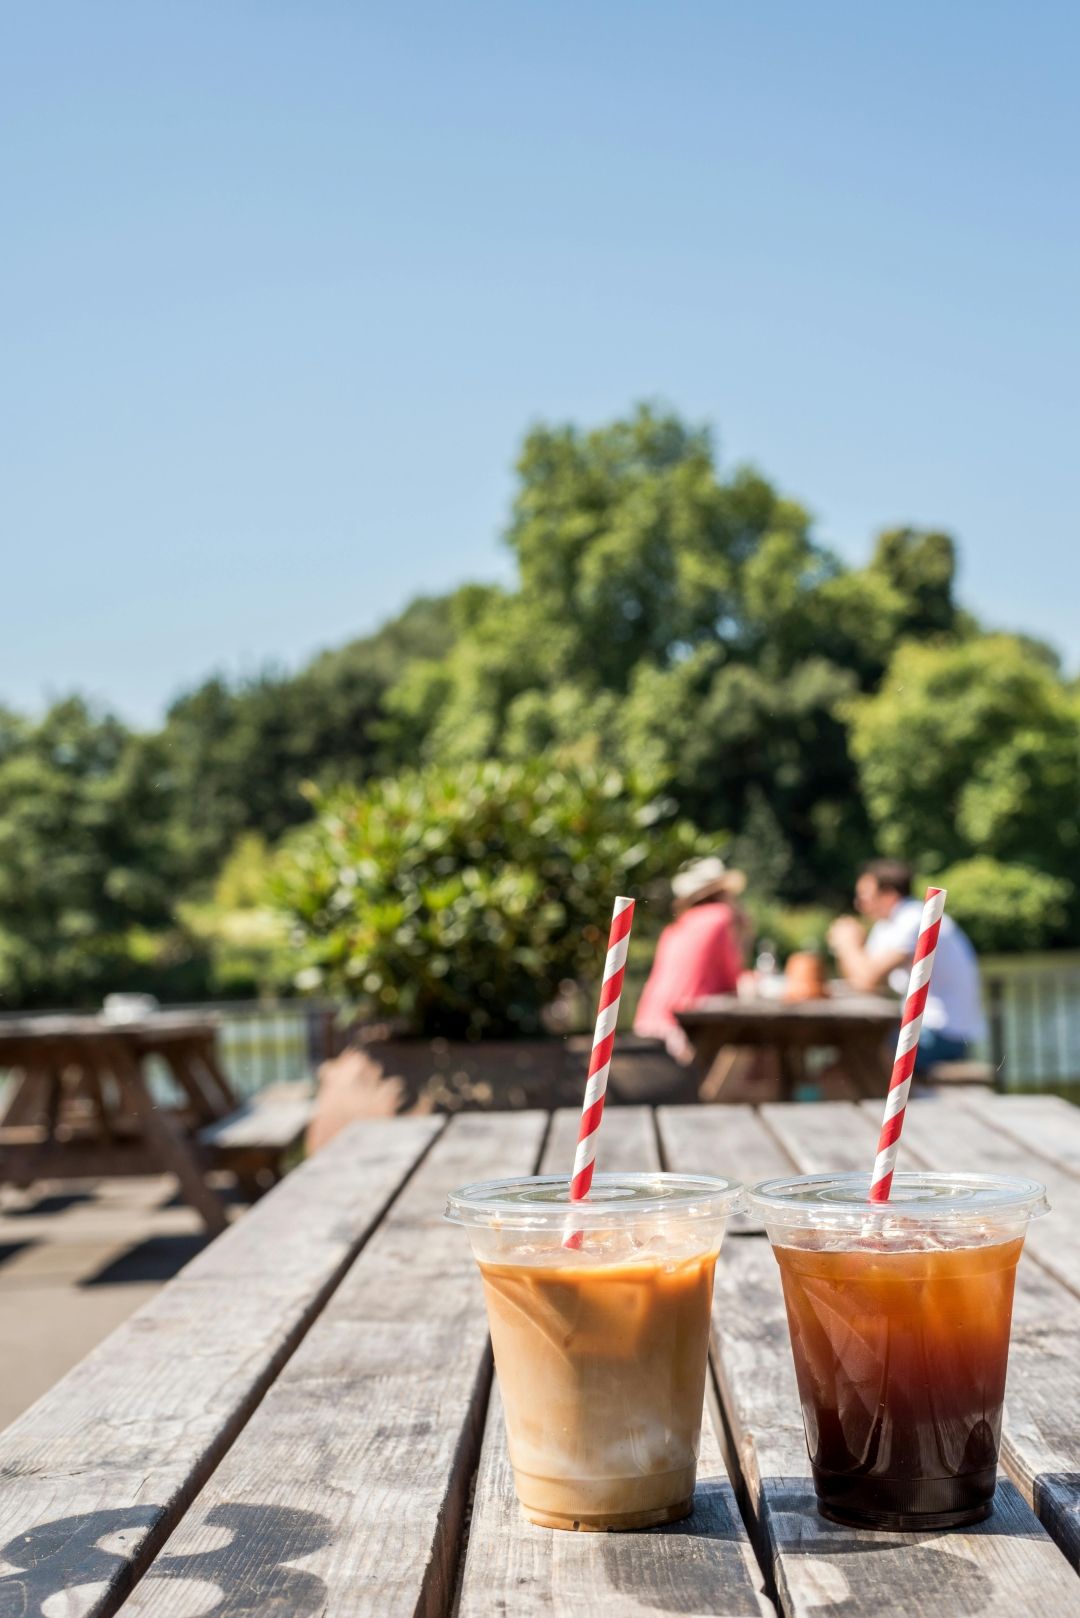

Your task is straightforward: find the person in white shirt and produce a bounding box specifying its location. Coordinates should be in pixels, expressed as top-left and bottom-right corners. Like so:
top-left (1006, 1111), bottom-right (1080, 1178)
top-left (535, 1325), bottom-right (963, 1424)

top-left (827, 858), bottom-right (986, 1071)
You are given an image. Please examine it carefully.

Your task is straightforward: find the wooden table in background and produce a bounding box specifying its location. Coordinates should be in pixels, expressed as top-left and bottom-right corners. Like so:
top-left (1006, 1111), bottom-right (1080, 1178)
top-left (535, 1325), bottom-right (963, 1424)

top-left (678, 991), bottom-right (902, 1100)
top-left (0, 1095), bottom-right (1078, 1616)
top-left (0, 1013), bottom-right (236, 1232)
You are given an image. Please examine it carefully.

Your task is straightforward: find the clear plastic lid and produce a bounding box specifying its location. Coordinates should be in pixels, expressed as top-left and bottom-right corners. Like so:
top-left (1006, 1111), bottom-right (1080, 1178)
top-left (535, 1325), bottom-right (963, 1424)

top-left (445, 1171), bottom-right (743, 1230)
top-left (748, 1170), bottom-right (1049, 1229)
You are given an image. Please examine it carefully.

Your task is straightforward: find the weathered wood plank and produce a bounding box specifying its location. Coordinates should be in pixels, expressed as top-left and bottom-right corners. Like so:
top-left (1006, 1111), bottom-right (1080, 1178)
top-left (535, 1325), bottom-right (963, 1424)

top-left (759, 1100), bottom-right (876, 1176)
top-left (114, 1111), bottom-right (548, 1618)
top-left (775, 1100), bottom-right (1080, 1575)
top-left (658, 1104), bottom-right (795, 1232)
top-left (458, 1107), bottom-right (773, 1618)
top-left (963, 1091), bottom-right (1080, 1180)
top-left (198, 1096), bottom-right (313, 1150)
top-left (542, 1102), bottom-right (659, 1174)
top-left (665, 1106), bottom-right (1080, 1617)
top-left (0, 1114), bottom-right (443, 1617)
top-left (461, 1381), bottom-right (773, 1618)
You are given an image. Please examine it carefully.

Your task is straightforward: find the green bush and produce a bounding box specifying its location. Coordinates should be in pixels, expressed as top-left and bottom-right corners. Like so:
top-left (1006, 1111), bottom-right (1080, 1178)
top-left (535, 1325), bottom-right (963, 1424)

top-left (931, 858), bottom-right (1073, 954)
top-left (271, 760), bottom-right (706, 1038)
top-left (742, 898), bottom-right (836, 962)
top-left (177, 835), bottom-right (292, 997)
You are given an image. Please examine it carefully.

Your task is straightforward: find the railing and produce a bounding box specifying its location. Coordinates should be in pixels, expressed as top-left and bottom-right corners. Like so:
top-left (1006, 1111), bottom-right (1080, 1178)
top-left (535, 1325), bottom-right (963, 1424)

top-left (4, 968), bottom-right (1080, 1101)
top-left (982, 963), bottom-right (1080, 1093)
top-left (165, 999), bottom-right (345, 1099)
top-left (0, 999), bottom-right (346, 1107)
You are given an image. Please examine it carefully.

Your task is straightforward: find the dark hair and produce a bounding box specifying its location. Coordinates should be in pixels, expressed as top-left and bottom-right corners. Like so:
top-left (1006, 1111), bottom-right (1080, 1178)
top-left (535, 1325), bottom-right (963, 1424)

top-left (860, 858), bottom-right (914, 898)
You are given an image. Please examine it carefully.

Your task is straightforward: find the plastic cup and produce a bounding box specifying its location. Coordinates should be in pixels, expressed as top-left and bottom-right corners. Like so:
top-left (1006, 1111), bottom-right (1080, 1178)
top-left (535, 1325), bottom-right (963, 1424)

top-left (446, 1171), bottom-right (742, 1531)
top-left (748, 1170), bottom-right (1049, 1531)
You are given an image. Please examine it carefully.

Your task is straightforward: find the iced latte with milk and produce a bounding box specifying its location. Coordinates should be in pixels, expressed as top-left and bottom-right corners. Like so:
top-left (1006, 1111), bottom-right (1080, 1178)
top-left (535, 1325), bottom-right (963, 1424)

top-left (446, 1172), bottom-right (741, 1530)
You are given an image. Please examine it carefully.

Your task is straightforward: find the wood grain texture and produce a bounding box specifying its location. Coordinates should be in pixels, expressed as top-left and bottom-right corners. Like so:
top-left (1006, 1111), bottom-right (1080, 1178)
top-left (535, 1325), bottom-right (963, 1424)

top-left (114, 1111), bottom-right (548, 1618)
top-left (759, 1100), bottom-right (877, 1175)
top-left (665, 1106), bottom-right (1080, 1617)
top-left (0, 1114), bottom-right (443, 1618)
top-left (198, 1096), bottom-right (314, 1150)
top-left (458, 1106), bottom-right (774, 1618)
top-left (460, 1381), bottom-right (773, 1618)
top-left (658, 1105), bottom-right (794, 1233)
top-left (963, 1092), bottom-right (1080, 1180)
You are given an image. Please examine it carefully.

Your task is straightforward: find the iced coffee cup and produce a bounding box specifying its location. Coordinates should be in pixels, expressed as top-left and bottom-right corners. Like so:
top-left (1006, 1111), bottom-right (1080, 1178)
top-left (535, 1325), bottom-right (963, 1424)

top-left (446, 1172), bottom-right (742, 1531)
top-left (748, 1170), bottom-right (1048, 1531)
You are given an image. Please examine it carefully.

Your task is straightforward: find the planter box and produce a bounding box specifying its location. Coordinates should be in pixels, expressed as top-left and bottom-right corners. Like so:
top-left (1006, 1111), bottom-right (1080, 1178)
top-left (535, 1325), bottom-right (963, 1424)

top-left (307, 1032), bottom-right (699, 1151)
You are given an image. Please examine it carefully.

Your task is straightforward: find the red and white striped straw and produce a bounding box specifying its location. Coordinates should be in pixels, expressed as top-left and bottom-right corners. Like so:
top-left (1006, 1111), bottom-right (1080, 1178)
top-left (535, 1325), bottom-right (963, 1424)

top-left (564, 896), bottom-right (635, 1243)
top-left (869, 885), bottom-right (947, 1203)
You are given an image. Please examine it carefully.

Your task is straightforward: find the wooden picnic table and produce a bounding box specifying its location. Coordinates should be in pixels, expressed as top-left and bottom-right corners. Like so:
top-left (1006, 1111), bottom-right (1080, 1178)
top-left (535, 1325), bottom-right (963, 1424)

top-left (0, 1013), bottom-right (239, 1233)
top-left (1, 1094), bottom-right (1079, 1616)
top-left (677, 991), bottom-right (902, 1100)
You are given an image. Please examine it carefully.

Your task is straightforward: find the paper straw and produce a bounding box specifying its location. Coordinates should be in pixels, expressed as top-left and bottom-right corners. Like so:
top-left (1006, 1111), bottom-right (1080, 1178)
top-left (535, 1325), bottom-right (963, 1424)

top-left (868, 886), bottom-right (947, 1203)
top-left (564, 895), bottom-right (635, 1247)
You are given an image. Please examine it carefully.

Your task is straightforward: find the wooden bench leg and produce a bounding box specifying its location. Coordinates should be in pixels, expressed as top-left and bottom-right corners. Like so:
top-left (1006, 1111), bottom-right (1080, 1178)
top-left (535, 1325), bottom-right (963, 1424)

top-left (698, 1046), bottom-right (741, 1102)
top-left (778, 1045), bottom-right (806, 1103)
top-left (104, 1041), bottom-right (228, 1236)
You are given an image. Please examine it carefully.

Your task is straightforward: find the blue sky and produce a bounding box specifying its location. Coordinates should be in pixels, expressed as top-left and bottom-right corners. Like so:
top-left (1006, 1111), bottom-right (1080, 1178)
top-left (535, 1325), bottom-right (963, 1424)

top-left (2, 1), bottom-right (1077, 725)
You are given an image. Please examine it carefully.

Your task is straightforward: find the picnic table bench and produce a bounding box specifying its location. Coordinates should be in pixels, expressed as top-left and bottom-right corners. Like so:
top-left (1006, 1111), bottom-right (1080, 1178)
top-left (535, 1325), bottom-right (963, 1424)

top-left (0, 1014), bottom-right (313, 1231)
top-left (1, 1094), bottom-right (1079, 1616)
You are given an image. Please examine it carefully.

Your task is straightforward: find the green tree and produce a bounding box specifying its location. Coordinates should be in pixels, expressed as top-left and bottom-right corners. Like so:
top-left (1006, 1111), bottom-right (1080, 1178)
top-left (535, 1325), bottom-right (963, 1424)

top-left (0, 699), bottom-right (179, 1006)
top-left (928, 858), bottom-right (1073, 954)
top-left (386, 405), bottom-right (952, 898)
top-left (848, 636), bottom-right (1080, 943)
top-left (159, 592), bottom-right (463, 884)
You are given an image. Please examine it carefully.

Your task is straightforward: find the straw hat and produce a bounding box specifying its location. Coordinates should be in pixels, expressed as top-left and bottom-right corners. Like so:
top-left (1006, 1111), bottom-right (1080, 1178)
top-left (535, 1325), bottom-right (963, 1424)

top-left (671, 856), bottom-right (747, 907)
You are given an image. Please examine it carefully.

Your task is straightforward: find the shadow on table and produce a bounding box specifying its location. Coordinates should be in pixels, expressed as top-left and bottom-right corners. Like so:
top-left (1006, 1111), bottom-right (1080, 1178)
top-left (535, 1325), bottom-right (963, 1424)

top-left (596, 1472), bottom-right (768, 1617)
top-left (0, 1501), bottom-right (332, 1618)
top-left (759, 1477), bottom-right (1059, 1618)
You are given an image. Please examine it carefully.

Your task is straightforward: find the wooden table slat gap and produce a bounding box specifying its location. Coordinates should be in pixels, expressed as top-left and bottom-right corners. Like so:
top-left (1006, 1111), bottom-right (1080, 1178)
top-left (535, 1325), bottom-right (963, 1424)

top-left (0, 1112), bottom-right (446, 1618)
top-left (111, 1110), bottom-right (549, 1618)
top-left (456, 1106), bottom-right (775, 1618)
top-left (847, 1096), bottom-right (1080, 1569)
top-left (663, 1105), bottom-right (1080, 1618)
top-left (958, 1090), bottom-right (1080, 1182)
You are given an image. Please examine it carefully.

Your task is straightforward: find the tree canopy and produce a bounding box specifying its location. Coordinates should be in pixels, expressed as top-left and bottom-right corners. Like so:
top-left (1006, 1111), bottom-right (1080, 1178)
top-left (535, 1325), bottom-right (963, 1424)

top-left (382, 408), bottom-right (971, 902)
top-left (2, 404), bottom-right (1076, 1008)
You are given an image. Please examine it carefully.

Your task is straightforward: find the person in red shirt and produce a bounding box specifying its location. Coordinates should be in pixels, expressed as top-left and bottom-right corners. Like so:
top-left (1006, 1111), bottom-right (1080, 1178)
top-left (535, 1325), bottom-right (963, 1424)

top-left (633, 857), bottom-right (748, 1063)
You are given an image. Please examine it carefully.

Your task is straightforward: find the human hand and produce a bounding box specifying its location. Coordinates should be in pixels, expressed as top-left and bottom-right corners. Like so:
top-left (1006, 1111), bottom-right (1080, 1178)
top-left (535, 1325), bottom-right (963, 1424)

top-left (827, 915), bottom-right (865, 953)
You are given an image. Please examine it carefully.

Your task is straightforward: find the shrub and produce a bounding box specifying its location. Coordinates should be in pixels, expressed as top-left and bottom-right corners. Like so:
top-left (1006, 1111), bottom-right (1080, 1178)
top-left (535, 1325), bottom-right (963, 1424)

top-left (271, 761), bottom-right (706, 1038)
top-left (930, 858), bottom-right (1073, 954)
top-left (741, 898), bottom-right (836, 962)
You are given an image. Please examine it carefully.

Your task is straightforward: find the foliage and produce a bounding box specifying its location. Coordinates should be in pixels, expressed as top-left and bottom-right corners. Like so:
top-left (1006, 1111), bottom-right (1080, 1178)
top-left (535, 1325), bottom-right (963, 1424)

top-left (847, 636), bottom-right (1080, 882)
top-left (159, 593), bottom-right (463, 884)
top-left (176, 835), bottom-right (291, 996)
top-left (741, 898), bottom-right (837, 962)
top-left (3, 405), bottom-right (1078, 1012)
top-left (380, 407), bottom-right (969, 901)
top-left (0, 594), bottom-right (462, 1007)
top-left (930, 859), bottom-right (1073, 954)
top-left (0, 699), bottom-right (181, 1007)
top-left (270, 761), bottom-right (707, 1037)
